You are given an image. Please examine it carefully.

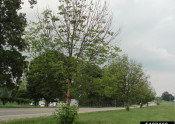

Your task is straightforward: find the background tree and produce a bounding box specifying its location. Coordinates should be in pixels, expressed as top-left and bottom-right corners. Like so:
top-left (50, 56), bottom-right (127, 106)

top-left (144, 87), bottom-right (156, 107)
top-left (161, 91), bottom-right (174, 101)
top-left (0, 87), bottom-right (12, 105)
top-left (135, 79), bottom-right (156, 108)
top-left (72, 63), bottom-right (106, 106)
top-left (102, 55), bottom-right (154, 110)
top-left (109, 55), bottom-right (133, 111)
top-left (27, 50), bottom-right (67, 106)
top-left (101, 60), bottom-right (124, 107)
top-left (0, 0), bottom-right (27, 90)
top-left (25, 0), bottom-right (120, 105)
top-left (15, 89), bottom-right (29, 100)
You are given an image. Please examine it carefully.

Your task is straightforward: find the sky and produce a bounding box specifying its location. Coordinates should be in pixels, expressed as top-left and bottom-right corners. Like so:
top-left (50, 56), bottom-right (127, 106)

top-left (21, 0), bottom-right (175, 96)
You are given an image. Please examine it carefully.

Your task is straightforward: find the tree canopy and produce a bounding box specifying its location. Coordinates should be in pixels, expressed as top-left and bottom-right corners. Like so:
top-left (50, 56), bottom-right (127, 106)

top-left (0, 0), bottom-right (27, 90)
top-left (27, 50), bottom-right (68, 106)
top-left (25, 0), bottom-right (120, 105)
top-left (161, 91), bottom-right (174, 101)
top-left (1, 0), bottom-right (157, 108)
top-left (101, 55), bottom-right (155, 110)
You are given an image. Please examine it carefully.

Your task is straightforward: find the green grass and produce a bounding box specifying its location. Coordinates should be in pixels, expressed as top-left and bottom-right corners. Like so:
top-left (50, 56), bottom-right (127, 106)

top-left (77, 103), bottom-right (175, 124)
top-left (0, 103), bottom-right (43, 108)
top-left (0, 103), bottom-right (175, 124)
top-left (0, 102), bottom-right (57, 108)
top-left (0, 116), bottom-right (56, 124)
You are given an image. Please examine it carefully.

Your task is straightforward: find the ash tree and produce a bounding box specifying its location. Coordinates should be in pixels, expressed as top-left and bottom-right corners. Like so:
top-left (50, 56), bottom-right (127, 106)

top-left (135, 75), bottom-right (156, 108)
top-left (0, 0), bottom-right (27, 90)
top-left (121, 58), bottom-right (151, 111)
top-left (25, 0), bottom-right (120, 105)
top-left (102, 55), bottom-right (154, 111)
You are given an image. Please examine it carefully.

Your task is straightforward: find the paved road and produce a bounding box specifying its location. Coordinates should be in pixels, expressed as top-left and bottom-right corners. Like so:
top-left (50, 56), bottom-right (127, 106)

top-left (0, 107), bottom-right (125, 121)
top-left (0, 103), bottom-right (157, 121)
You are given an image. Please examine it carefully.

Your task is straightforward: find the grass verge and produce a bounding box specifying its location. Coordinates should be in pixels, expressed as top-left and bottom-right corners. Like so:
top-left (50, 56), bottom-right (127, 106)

top-left (0, 102), bottom-right (57, 108)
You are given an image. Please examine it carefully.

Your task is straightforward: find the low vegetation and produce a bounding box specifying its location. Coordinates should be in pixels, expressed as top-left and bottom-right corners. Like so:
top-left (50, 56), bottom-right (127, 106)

top-left (0, 102), bottom-right (57, 108)
top-left (54, 105), bottom-right (78, 124)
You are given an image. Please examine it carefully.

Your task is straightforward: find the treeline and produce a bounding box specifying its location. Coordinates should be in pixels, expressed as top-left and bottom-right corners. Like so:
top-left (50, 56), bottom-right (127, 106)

top-left (26, 50), bottom-right (155, 110)
top-left (0, 87), bottom-right (32, 105)
top-left (0, 0), bottom-right (156, 111)
top-left (161, 91), bottom-right (175, 101)
top-left (74, 55), bottom-right (156, 110)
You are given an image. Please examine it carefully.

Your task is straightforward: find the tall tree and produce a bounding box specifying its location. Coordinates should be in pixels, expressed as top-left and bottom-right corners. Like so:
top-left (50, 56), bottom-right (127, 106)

top-left (103, 55), bottom-right (153, 111)
top-left (25, 0), bottom-right (120, 105)
top-left (0, 0), bottom-right (27, 90)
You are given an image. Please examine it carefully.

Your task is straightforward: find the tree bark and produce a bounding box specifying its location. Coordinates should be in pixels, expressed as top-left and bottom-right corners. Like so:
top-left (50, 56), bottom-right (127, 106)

top-left (66, 78), bottom-right (71, 105)
top-left (2, 98), bottom-right (7, 106)
top-left (140, 100), bottom-right (143, 108)
top-left (45, 100), bottom-right (49, 107)
top-left (126, 99), bottom-right (130, 111)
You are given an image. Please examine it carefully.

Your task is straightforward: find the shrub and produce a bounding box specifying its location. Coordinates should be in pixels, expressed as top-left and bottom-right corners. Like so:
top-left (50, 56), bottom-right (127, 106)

top-left (15, 98), bottom-right (32, 105)
top-left (15, 90), bottom-right (29, 99)
top-left (0, 88), bottom-right (12, 105)
top-left (54, 105), bottom-right (78, 124)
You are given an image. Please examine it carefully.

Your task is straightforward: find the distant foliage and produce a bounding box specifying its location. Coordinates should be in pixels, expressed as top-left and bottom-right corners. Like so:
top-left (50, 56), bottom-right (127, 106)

top-left (0, 88), bottom-right (31, 105)
top-left (14, 98), bottom-right (32, 105)
top-left (100, 55), bottom-right (156, 110)
top-left (161, 91), bottom-right (174, 101)
top-left (15, 90), bottom-right (29, 99)
top-left (0, 87), bottom-right (12, 105)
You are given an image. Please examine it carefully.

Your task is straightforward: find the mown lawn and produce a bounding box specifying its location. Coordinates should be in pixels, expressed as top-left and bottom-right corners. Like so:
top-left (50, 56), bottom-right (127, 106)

top-left (0, 103), bottom-right (175, 124)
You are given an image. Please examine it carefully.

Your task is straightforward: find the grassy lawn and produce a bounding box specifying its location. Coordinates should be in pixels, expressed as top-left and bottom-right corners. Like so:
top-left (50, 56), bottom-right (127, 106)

top-left (0, 103), bottom-right (175, 124)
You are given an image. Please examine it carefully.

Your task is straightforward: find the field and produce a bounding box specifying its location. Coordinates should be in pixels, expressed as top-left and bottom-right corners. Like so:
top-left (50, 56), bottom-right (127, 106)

top-left (0, 102), bottom-right (175, 124)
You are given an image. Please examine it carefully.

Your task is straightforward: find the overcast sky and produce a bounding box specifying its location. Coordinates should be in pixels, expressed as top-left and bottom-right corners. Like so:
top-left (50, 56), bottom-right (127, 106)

top-left (21, 0), bottom-right (175, 96)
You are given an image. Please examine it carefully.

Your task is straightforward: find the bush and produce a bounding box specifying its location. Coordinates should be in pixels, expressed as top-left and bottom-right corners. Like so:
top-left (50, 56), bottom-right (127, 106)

top-left (15, 90), bottom-right (29, 99)
top-left (0, 87), bottom-right (12, 105)
top-left (15, 98), bottom-right (32, 105)
top-left (54, 105), bottom-right (78, 124)
top-left (0, 98), bottom-right (9, 105)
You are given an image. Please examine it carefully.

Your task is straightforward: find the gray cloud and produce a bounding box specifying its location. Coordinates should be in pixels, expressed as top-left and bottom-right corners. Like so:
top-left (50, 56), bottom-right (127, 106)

top-left (110, 0), bottom-right (175, 95)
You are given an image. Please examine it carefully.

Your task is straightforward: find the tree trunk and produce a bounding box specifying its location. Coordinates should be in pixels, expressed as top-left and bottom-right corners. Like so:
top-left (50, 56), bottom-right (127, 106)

top-left (126, 99), bottom-right (130, 111)
top-left (2, 98), bottom-right (7, 106)
top-left (34, 99), bottom-right (39, 106)
top-left (66, 78), bottom-right (71, 105)
top-left (140, 100), bottom-right (143, 108)
top-left (45, 100), bottom-right (49, 107)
